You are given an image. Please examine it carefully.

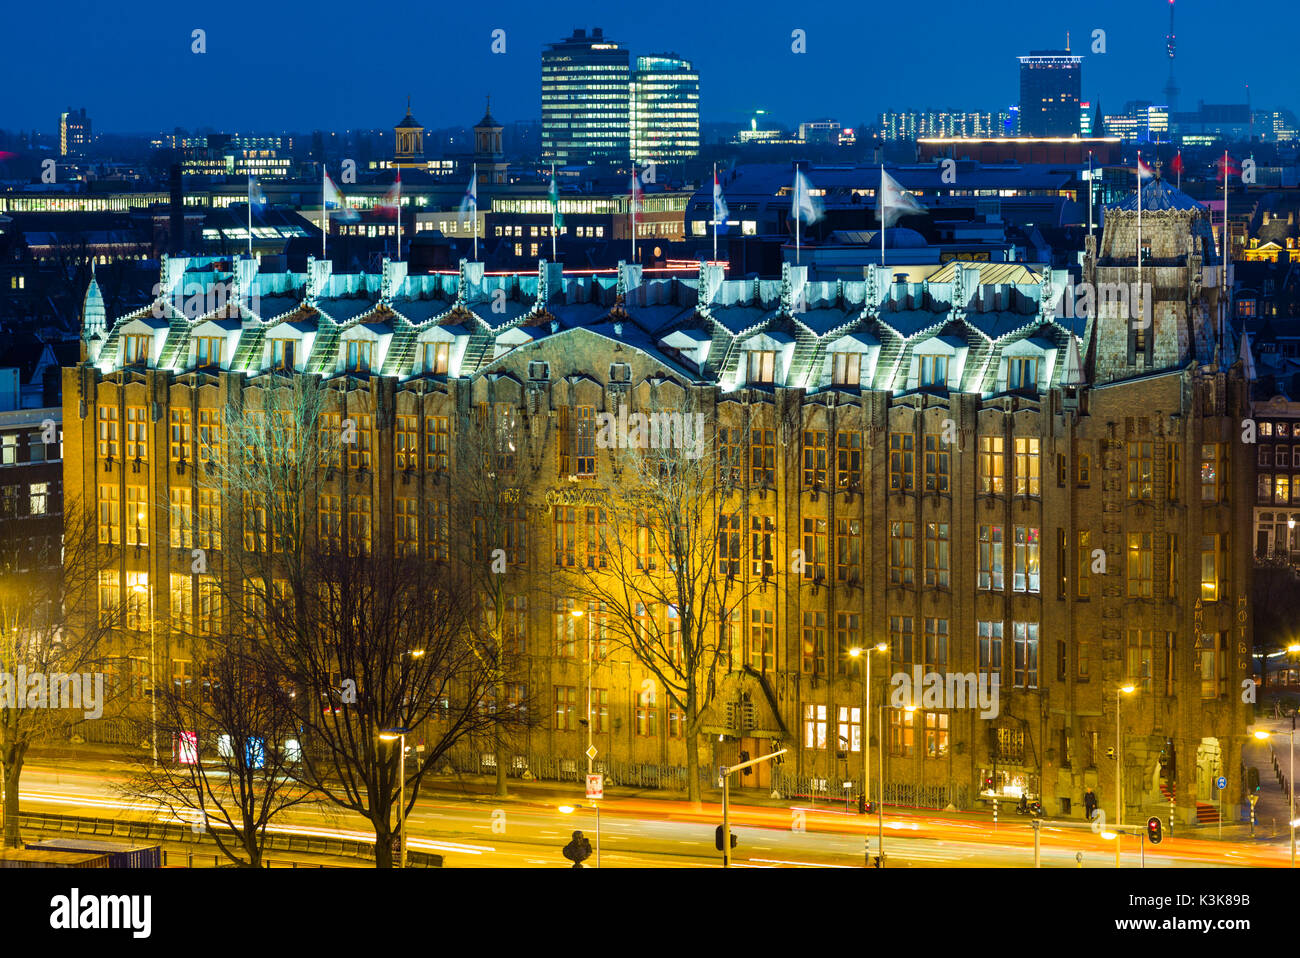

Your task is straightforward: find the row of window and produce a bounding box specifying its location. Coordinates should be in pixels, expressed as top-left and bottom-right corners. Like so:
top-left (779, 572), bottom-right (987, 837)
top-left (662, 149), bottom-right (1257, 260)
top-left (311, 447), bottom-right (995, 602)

top-left (0, 430), bottom-right (62, 466)
top-left (802, 705), bottom-right (951, 758)
top-left (0, 481), bottom-right (58, 519)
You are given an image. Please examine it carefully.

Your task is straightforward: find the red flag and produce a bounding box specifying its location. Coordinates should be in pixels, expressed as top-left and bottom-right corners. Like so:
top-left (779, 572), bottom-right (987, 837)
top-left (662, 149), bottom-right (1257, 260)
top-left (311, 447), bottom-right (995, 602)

top-left (1137, 156), bottom-right (1155, 180)
top-left (1170, 152), bottom-right (1184, 176)
top-left (1216, 154), bottom-right (1241, 182)
top-left (377, 171), bottom-right (401, 218)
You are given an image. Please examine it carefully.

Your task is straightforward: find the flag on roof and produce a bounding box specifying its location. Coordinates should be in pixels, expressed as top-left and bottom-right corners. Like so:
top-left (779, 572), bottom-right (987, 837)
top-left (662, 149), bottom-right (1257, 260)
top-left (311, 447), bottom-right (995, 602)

top-left (1170, 151), bottom-right (1184, 176)
top-left (878, 168), bottom-right (923, 228)
top-left (324, 171), bottom-right (360, 222)
top-left (629, 172), bottom-right (643, 213)
top-left (1137, 155), bottom-right (1155, 180)
top-left (792, 169), bottom-right (822, 225)
top-left (1216, 154), bottom-right (1242, 182)
top-left (377, 172), bottom-right (401, 219)
top-left (458, 172), bottom-right (477, 228)
top-left (549, 170), bottom-right (563, 228)
top-left (248, 176), bottom-right (267, 213)
top-left (712, 169), bottom-right (730, 230)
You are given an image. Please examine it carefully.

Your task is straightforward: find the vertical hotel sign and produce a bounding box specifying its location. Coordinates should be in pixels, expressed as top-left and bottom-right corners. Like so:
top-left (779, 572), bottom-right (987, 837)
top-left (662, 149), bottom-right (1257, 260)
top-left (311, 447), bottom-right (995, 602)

top-left (1237, 595), bottom-right (1248, 674)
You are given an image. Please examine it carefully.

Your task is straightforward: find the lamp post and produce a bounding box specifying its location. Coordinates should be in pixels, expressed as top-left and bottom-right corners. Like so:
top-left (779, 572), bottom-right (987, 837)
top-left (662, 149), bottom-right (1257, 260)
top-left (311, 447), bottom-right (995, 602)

top-left (131, 582), bottom-right (157, 767)
top-left (572, 607), bottom-right (592, 776)
top-left (1115, 684), bottom-right (1135, 868)
top-left (559, 803), bottom-right (600, 868)
top-left (1254, 727), bottom-right (1295, 867)
top-left (848, 643), bottom-right (888, 810)
top-left (379, 729), bottom-right (409, 868)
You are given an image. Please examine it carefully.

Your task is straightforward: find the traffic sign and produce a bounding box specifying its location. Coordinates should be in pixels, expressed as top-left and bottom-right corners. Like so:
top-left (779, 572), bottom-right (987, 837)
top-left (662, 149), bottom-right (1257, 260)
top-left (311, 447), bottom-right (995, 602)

top-left (586, 773), bottom-right (604, 800)
top-left (585, 745), bottom-right (598, 761)
top-left (1216, 775), bottom-right (1227, 790)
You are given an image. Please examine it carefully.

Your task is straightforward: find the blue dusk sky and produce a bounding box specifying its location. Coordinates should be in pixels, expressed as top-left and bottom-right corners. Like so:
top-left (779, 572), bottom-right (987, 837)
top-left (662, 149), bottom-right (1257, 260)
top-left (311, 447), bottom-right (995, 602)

top-left (1, 0), bottom-right (1292, 134)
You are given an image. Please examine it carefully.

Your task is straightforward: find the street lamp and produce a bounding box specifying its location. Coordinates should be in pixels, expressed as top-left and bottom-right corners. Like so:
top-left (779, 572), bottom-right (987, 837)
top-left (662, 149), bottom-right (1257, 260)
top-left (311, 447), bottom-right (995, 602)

top-left (559, 803), bottom-right (599, 868)
top-left (571, 607), bottom-right (593, 777)
top-left (1254, 727), bottom-right (1296, 867)
top-left (131, 582), bottom-right (157, 767)
top-left (1115, 684), bottom-right (1136, 868)
top-left (848, 643), bottom-right (888, 811)
top-left (379, 729), bottom-right (410, 868)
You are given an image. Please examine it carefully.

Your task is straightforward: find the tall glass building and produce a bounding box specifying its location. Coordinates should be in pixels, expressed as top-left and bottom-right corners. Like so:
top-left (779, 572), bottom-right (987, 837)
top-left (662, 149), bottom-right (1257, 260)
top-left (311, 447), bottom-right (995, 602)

top-left (1017, 50), bottom-right (1082, 137)
top-left (630, 55), bottom-right (700, 164)
top-left (542, 28), bottom-right (630, 165)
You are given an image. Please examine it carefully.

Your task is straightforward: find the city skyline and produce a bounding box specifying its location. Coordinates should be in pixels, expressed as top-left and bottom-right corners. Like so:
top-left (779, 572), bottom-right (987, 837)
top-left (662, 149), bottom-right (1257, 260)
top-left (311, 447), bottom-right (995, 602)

top-left (0, 1), bottom-right (1291, 135)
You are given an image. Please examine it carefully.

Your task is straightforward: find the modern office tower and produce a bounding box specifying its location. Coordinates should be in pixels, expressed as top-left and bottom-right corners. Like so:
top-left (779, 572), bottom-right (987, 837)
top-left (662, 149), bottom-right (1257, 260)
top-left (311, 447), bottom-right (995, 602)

top-left (1017, 50), bottom-right (1082, 137)
top-left (630, 55), bottom-right (700, 164)
top-left (542, 27), bottom-right (630, 165)
top-left (59, 108), bottom-right (92, 157)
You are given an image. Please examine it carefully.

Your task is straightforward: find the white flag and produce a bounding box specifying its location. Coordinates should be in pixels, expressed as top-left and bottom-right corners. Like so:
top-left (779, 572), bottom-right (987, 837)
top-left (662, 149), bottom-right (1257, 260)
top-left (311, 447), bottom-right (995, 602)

top-left (878, 169), bottom-right (924, 228)
top-left (792, 169), bottom-right (822, 225)
top-left (713, 170), bottom-right (729, 227)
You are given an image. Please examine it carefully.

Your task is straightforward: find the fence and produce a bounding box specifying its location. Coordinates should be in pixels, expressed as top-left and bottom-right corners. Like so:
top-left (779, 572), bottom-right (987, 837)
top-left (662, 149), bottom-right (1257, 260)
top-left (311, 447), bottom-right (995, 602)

top-left (16, 810), bottom-right (442, 867)
top-left (771, 771), bottom-right (968, 811)
top-left (444, 746), bottom-right (710, 793)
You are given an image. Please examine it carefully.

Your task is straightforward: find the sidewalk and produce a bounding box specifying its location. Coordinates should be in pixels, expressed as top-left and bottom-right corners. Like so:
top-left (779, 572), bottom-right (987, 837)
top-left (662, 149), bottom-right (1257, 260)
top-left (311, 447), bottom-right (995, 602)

top-left (1245, 718), bottom-right (1297, 844)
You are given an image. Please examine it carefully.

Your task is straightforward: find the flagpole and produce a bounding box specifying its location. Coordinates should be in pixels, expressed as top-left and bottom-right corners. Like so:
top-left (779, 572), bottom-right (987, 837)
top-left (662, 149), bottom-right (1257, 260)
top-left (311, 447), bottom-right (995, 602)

top-left (322, 166), bottom-right (328, 262)
top-left (1222, 150), bottom-right (1229, 360)
top-left (795, 170), bottom-right (801, 266)
top-left (631, 172), bottom-right (637, 264)
top-left (551, 162), bottom-right (557, 262)
top-left (1087, 152), bottom-right (1094, 240)
top-left (1137, 152), bottom-right (1143, 346)
top-left (247, 174), bottom-right (253, 260)
top-left (397, 171), bottom-right (402, 262)
top-left (880, 163), bottom-right (886, 269)
top-left (712, 162), bottom-right (718, 263)
top-left (473, 163), bottom-right (478, 262)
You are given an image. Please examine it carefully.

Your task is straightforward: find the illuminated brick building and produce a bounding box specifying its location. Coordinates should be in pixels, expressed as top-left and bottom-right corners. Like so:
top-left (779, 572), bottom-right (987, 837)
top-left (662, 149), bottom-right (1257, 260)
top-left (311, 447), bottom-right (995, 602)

top-left (64, 176), bottom-right (1250, 822)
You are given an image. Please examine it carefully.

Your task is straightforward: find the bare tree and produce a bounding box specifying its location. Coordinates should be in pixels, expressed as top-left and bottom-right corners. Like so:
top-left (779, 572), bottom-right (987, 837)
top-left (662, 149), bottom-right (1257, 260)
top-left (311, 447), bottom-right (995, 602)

top-left (451, 400), bottom-right (539, 797)
top-left (575, 399), bottom-right (756, 804)
top-left (116, 632), bottom-right (317, 867)
top-left (203, 377), bottom-right (512, 865)
top-left (0, 502), bottom-right (119, 847)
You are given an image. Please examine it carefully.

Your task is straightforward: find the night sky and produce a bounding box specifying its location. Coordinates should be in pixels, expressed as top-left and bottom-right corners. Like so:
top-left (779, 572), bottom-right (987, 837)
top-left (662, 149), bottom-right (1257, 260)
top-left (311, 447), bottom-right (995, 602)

top-left (3, 0), bottom-right (1293, 134)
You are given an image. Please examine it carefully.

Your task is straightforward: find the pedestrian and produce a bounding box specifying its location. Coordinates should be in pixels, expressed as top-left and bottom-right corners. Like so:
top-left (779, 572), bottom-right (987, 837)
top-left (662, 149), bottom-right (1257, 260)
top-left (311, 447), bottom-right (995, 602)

top-left (1083, 786), bottom-right (1097, 821)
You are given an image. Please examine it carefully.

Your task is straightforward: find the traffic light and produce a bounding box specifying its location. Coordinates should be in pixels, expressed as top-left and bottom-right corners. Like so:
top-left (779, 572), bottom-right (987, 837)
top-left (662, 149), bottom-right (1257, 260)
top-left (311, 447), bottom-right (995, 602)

top-left (1146, 816), bottom-right (1163, 845)
top-left (714, 825), bottom-right (738, 851)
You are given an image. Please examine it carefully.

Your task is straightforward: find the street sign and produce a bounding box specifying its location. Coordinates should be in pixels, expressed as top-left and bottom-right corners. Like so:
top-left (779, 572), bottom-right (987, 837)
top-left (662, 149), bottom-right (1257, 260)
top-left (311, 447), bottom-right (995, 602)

top-left (585, 745), bottom-right (598, 761)
top-left (586, 773), bottom-right (604, 800)
top-left (1216, 775), bottom-right (1227, 790)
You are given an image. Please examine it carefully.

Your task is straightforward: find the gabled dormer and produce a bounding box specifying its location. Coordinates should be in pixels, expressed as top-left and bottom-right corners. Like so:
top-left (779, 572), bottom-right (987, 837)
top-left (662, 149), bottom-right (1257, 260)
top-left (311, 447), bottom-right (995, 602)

top-left (659, 328), bottom-right (712, 371)
top-left (336, 322), bottom-right (392, 376)
top-left (906, 334), bottom-right (967, 392)
top-left (737, 330), bottom-right (796, 388)
top-left (413, 323), bottom-right (471, 377)
top-left (261, 320), bottom-right (316, 375)
top-left (821, 331), bottom-right (880, 389)
top-left (116, 315), bottom-right (170, 370)
top-left (995, 336), bottom-right (1058, 395)
top-left (186, 318), bottom-right (242, 373)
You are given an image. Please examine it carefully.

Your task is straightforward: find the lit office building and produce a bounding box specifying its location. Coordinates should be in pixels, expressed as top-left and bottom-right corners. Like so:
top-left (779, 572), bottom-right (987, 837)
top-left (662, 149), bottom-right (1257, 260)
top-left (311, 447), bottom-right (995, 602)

top-left (542, 27), bottom-right (630, 165)
top-left (630, 55), bottom-right (700, 164)
top-left (878, 111), bottom-right (1007, 142)
top-left (1018, 50), bottom-right (1082, 137)
top-left (59, 108), bottom-right (92, 157)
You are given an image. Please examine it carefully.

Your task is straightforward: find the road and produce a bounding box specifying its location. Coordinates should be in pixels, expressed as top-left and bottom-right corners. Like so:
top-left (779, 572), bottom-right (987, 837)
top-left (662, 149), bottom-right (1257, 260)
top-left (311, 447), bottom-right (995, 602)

top-left (9, 758), bottom-right (1285, 868)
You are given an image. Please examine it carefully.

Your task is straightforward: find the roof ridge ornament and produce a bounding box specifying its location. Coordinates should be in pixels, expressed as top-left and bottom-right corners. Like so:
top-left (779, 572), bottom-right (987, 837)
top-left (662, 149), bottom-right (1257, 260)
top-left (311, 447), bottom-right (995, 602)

top-left (779, 261), bottom-right (792, 314)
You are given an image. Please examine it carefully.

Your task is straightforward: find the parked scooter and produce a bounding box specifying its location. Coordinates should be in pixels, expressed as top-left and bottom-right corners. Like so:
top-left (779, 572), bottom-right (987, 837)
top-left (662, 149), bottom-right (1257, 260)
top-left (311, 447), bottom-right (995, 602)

top-left (1016, 794), bottom-right (1044, 818)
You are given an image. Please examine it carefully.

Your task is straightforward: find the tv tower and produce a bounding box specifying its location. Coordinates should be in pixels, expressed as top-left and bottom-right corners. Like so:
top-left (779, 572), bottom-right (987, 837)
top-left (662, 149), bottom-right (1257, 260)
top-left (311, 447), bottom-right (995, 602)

top-left (1164, 0), bottom-right (1180, 113)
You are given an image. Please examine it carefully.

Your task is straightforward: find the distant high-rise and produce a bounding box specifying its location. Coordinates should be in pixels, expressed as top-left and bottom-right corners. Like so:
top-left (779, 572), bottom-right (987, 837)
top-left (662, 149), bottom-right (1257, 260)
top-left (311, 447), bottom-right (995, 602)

top-left (59, 107), bottom-right (91, 157)
top-left (1017, 50), bottom-right (1082, 137)
top-left (630, 55), bottom-right (699, 164)
top-left (1164, 0), bottom-right (1180, 114)
top-left (542, 28), bottom-right (630, 165)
